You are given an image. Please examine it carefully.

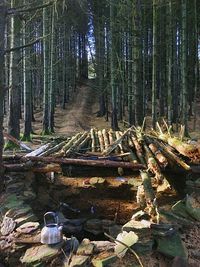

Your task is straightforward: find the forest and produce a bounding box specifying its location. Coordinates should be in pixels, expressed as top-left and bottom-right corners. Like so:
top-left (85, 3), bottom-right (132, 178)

top-left (0, 0), bottom-right (200, 266)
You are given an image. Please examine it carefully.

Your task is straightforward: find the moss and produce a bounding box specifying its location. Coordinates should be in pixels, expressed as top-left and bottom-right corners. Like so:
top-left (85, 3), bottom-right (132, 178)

top-left (21, 135), bottom-right (32, 142)
top-left (4, 141), bottom-right (19, 151)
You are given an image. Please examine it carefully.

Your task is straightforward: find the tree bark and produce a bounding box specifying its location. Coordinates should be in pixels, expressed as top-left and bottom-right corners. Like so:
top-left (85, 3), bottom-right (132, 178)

top-left (0, 1), bottom-right (6, 175)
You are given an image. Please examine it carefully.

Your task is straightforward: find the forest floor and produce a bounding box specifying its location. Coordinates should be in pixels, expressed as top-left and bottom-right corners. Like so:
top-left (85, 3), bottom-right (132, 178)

top-left (3, 83), bottom-right (200, 266)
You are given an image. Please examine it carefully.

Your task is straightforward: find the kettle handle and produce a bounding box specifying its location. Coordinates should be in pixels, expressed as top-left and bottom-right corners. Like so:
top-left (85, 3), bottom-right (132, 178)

top-left (44, 212), bottom-right (58, 225)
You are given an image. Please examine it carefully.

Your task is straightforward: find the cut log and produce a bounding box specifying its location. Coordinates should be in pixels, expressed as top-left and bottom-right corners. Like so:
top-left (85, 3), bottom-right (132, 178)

top-left (102, 129), bottom-right (110, 150)
top-left (25, 143), bottom-right (52, 157)
top-left (39, 140), bottom-right (68, 157)
top-left (32, 164), bottom-right (61, 173)
top-left (76, 134), bottom-right (91, 152)
top-left (65, 132), bottom-right (88, 156)
top-left (151, 138), bottom-right (191, 171)
top-left (143, 143), bottom-right (163, 184)
top-left (55, 133), bottom-right (81, 157)
top-left (148, 142), bottom-right (168, 168)
top-left (130, 135), bottom-right (146, 165)
top-left (98, 130), bottom-right (105, 152)
top-left (90, 128), bottom-right (96, 152)
top-left (103, 128), bottom-right (130, 156)
top-left (115, 131), bottom-right (124, 154)
top-left (23, 156), bottom-right (146, 170)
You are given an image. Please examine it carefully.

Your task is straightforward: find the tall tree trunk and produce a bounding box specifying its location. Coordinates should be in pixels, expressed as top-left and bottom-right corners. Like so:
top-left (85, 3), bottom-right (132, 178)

top-left (22, 2), bottom-right (32, 140)
top-left (48, 5), bottom-right (55, 133)
top-left (110, 0), bottom-right (119, 130)
top-left (0, 1), bottom-right (6, 173)
top-left (8, 0), bottom-right (21, 140)
top-left (151, 0), bottom-right (157, 129)
top-left (42, 5), bottom-right (49, 134)
top-left (133, 0), bottom-right (143, 126)
top-left (181, 0), bottom-right (188, 133)
top-left (166, 0), bottom-right (172, 125)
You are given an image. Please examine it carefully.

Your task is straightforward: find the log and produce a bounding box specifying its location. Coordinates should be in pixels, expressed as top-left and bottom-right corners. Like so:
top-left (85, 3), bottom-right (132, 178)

top-left (24, 143), bottom-right (52, 157)
top-left (143, 143), bottom-right (163, 184)
top-left (151, 138), bottom-right (191, 171)
top-left (102, 129), bottom-right (109, 150)
top-left (23, 156), bottom-right (146, 170)
top-left (65, 132), bottom-right (88, 156)
top-left (115, 131), bottom-right (124, 153)
top-left (55, 133), bottom-right (81, 157)
top-left (90, 128), bottom-right (96, 152)
top-left (98, 130), bottom-right (105, 152)
top-left (32, 164), bottom-right (62, 173)
top-left (76, 134), bottom-right (91, 152)
top-left (148, 142), bottom-right (168, 168)
top-left (130, 135), bottom-right (146, 165)
top-left (140, 171), bottom-right (155, 202)
top-left (39, 140), bottom-right (68, 157)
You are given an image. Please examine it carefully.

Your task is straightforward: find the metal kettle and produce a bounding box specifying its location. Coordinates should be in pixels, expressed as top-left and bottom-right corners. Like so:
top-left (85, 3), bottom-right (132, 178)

top-left (41, 212), bottom-right (63, 245)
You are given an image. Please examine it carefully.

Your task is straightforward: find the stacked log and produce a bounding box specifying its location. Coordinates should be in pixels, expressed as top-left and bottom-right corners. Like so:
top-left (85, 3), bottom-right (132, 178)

top-left (3, 126), bottom-right (200, 177)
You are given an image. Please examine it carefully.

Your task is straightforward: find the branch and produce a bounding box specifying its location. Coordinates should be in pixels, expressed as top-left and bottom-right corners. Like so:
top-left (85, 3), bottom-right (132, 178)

top-left (7, 0), bottom-right (56, 15)
top-left (5, 36), bottom-right (45, 54)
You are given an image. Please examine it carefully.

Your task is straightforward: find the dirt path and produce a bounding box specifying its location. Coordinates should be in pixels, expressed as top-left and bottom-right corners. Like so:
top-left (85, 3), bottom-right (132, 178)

top-left (54, 85), bottom-right (95, 135)
top-left (32, 84), bottom-right (101, 136)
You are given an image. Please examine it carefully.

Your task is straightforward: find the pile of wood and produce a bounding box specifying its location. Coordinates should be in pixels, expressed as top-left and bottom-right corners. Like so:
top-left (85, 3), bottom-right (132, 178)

top-left (3, 124), bottom-right (200, 177)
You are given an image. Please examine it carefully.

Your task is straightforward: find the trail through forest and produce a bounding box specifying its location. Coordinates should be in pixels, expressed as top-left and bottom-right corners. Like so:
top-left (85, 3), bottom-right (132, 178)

top-left (54, 85), bottom-right (94, 135)
top-left (32, 82), bottom-right (111, 137)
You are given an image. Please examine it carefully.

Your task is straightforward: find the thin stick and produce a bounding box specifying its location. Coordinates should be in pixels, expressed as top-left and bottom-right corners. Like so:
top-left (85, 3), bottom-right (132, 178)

top-left (104, 233), bottom-right (144, 267)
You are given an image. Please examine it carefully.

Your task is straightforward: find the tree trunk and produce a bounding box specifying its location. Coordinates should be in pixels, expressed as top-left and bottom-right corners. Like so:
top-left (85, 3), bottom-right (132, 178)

top-left (42, 5), bottom-right (49, 134)
top-left (181, 0), bottom-right (188, 134)
top-left (22, 1), bottom-right (32, 140)
top-left (110, 0), bottom-right (119, 130)
top-left (8, 0), bottom-right (21, 140)
top-left (151, 0), bottom-right (157, 129)
top-left (0, 1), bottom-right (6, 175)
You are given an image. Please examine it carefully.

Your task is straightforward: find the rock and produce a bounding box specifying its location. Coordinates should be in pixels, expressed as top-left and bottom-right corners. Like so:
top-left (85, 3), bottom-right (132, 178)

top-left (84, 219), bottom-right (103, 235)
top-left (92, 251), bottom-right (117, 267)
top-left (68, 255), bottom-right (90, 267)
top-left (172, 200), bottom-right (194, 220)
top-left (16, 222), bottom-right (40, 234)
top-left (1, 216), bottom-right (16, 235)
top-left (4, 194), bottom-right (25, 210)
top-left (108, 225), bottom-right (122, 238)
top-left (22, 190), bottom-right (36, 200)
top-left (63, 224), bottom-right (83, 234)
top-left (91, 241), bottom-right (115, 252)
top-left (155, 231), bottom-right (188, 259)
top-left (57, 211), bottom-right (68, 224)
top-left (132, 238), bottom-right (154, 254)
top-left (63, 219), bottom-right (86, 234)
top-left (15, 213), bottom-right (38, 227)
top-left (15, 232), bottom-right (41, 244)
top-left (114, 231), bottom-right (138, 258)
top-left (5, 206), bottom-right (32, 220)
top-left (185, 194), bottom-right (200, 221)
top-left (100, 220), bottom-right (114, 233)
top-left (77, 239), bottom-right (95, 256)
top-left (0, 233), bottom-right (14, 251)
top-left (20, 243), bottom-right (62, 265)
top-left (6, 182), bottom-right (24, 193)
top-left (122, 219), bottom-right (151, 234)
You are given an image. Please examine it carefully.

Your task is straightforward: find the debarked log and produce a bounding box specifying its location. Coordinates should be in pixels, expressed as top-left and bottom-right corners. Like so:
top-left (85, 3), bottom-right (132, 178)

top-left (23, 156), bottom-right (146, 170)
